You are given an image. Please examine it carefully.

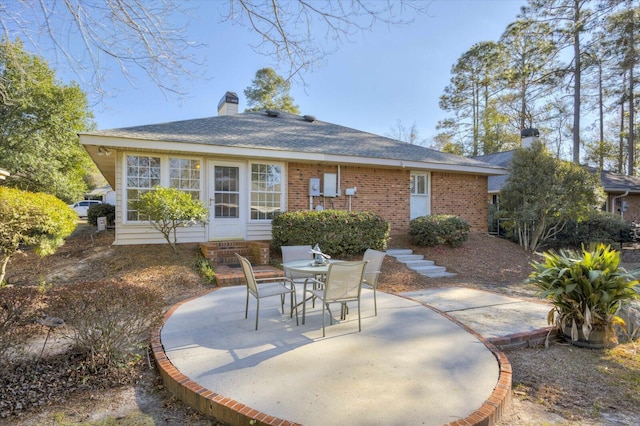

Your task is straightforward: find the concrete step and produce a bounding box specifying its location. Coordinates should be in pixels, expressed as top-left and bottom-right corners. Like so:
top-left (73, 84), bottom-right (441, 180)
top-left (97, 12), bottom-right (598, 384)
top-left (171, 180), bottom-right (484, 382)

top-left (386, 249), bottom-right (413, 256)
top-left (395, 254), bottom-right (425, 263)
top-left (413, 265), bottom-right (447, 274)
top-left (422, 271), bottom-right (458, 278)
top-left (389, 248), bottom-right (457, 279)
top-left (404, 260), bottom-right (435, 268)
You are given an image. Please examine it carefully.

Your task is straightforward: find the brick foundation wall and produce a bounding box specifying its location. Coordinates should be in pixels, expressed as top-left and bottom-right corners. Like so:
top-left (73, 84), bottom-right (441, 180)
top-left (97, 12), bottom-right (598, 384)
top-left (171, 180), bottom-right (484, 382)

top-left (431, 171), bottom-right (488, 232)
top-left (287, 163), bottom-right (489, 234)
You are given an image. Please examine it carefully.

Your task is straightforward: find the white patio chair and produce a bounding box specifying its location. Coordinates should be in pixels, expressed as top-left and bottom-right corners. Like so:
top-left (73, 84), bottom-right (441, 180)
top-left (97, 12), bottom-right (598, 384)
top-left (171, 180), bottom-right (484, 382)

top-left (302, 260), bottom-right (368, 337)
top-left (236, 253), bottom-right (298, 330)
top-left (281, 245), bottom-right (314, 284)
top-left (362, 249), bottom-right (386, 316)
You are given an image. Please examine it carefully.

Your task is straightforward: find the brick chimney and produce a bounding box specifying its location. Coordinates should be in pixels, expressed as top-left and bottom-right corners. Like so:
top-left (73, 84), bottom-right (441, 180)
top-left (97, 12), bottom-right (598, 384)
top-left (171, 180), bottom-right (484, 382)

top-left (521, 128), bottom-right (539, 148)
top-left (217, 91), bottom-right (239, 116)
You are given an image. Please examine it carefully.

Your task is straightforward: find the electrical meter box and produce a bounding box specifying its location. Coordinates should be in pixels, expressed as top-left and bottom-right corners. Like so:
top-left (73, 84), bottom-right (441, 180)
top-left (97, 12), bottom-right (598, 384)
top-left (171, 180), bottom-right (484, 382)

top-left (324, 173), bottom-right (337, 197)
top-left (309, 178), bottom-right (321, 196)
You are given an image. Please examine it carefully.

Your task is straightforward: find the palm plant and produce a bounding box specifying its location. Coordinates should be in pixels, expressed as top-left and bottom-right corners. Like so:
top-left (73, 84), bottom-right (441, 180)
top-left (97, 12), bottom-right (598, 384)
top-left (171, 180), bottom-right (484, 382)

top-left (529, 243), bottom-right (640, 348)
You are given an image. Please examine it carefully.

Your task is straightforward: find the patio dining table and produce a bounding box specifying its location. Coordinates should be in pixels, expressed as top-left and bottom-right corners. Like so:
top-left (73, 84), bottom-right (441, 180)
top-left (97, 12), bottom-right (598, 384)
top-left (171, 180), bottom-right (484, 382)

top-left (282, 259), bottom-right (333, 317)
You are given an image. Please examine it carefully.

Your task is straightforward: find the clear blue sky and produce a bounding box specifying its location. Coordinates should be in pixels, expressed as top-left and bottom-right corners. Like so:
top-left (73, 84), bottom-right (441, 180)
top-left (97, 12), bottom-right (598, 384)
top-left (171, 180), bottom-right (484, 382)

top-left (71, 0), bottom-right (527, 142)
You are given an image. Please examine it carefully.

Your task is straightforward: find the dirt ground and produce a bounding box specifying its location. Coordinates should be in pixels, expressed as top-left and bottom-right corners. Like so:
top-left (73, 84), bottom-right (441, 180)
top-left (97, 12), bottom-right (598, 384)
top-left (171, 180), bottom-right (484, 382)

top-left (4, 225), bottom-right (640, 425)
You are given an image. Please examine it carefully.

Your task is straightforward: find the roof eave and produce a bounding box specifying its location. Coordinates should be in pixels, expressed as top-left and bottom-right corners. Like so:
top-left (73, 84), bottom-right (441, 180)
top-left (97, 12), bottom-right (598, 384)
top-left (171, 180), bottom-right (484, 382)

top-left (79, 135), bottom-right (507, 176)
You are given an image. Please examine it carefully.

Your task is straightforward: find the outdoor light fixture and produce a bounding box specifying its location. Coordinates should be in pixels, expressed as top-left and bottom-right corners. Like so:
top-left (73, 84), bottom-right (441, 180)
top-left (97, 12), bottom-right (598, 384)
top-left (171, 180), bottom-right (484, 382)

top-left (97, 146), bottom-right (111, 156)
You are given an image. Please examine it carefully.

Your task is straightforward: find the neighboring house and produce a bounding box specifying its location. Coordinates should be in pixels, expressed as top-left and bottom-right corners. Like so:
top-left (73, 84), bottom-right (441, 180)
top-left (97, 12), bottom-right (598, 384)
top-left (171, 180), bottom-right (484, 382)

top-left (476, 130), bottom-right (640, 230)
top-left (87, 184), bottom-right (117, 206)
top-left (78, 92), bottom-right (507, 246)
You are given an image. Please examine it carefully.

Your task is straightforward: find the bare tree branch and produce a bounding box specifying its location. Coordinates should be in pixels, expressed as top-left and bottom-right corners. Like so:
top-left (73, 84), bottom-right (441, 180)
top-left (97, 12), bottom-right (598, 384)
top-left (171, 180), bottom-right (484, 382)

top-left (1, 1), bottom-right (428, 102)
top-left (225, 0), bottom-right (430, 83)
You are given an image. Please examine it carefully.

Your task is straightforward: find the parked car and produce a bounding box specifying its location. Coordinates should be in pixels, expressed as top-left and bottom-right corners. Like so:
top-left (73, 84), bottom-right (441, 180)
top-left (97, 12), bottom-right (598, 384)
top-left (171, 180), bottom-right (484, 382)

top-left (69, 200), bottom-right (102, 217)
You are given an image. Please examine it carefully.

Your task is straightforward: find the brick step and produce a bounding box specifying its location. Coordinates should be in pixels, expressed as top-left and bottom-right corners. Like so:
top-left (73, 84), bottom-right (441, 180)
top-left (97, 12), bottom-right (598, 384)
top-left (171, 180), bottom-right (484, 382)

top-left (200, 241), bottom-right (270, 266)
top-left (215, 265), bottom-right (284, 287)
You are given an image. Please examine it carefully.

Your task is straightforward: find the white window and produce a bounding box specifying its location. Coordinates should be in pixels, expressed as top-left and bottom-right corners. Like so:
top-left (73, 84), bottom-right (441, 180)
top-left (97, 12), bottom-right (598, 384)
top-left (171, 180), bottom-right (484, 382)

top-left (170, 158), bottom-right (201, 200)
top-left (125, 154), bottom-right (201, 222)
top-left (250, 163), bottom-right (282, 220)
top-left (410, 173), bottom-right (429, 196)
top-left (126, 155), bottom-right (161, 221)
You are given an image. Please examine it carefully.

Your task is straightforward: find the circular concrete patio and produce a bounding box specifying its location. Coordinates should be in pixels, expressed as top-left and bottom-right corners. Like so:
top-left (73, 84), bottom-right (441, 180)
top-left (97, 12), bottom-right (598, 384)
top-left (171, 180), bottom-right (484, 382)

top-left (152, 286), bottom-right (511, 425)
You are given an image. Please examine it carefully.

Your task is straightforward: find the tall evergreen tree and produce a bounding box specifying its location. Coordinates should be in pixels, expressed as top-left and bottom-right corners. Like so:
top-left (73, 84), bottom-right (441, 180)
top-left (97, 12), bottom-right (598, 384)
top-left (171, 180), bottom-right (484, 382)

top-left (439, 41), bottom-right (507, 156)
top-left (244, 68), bottom-right (300, 113)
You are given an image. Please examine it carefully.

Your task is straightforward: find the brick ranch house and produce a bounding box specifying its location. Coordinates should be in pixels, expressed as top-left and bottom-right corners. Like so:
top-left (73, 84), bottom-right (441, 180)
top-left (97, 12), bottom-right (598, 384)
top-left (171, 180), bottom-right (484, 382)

top-left (476, 130), bottom-right (640, 231)
top-left (79, 92), bottom-right (507, 249)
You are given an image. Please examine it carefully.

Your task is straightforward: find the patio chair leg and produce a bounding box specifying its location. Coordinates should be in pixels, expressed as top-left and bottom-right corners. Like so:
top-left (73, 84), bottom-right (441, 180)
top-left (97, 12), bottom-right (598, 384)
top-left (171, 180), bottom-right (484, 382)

top-left (373, 288), bottom-right (377, 316)
top-left (302, 294), bottom-right (307, 325)
top-left (322, 301), bottom-right (326, 337)
top-left (292, 292), bottom-right (299, 326)
top-left (245, 292), bottom-right (249, 319)
top-left (358, 301), bottom-right (361, 332)
top-left (255, 299), bottom-right (259, 330)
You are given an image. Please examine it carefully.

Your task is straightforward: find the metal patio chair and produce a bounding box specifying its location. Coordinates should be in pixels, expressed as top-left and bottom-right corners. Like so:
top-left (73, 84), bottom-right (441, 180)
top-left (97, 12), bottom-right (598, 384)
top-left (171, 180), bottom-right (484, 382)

top-left (302, 260), bottom-right (368, 337)
top-left (236, 253), bottom-right (299, 330)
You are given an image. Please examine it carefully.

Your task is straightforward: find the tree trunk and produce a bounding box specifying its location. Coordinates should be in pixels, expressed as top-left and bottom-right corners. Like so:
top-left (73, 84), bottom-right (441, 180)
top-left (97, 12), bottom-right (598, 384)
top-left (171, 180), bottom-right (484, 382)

top-left (0, 254), bottom-right (10, 284)
top-left (629, 27), bottom-right (635, 176)
top-left (572, 14), bottom-right (581, 164)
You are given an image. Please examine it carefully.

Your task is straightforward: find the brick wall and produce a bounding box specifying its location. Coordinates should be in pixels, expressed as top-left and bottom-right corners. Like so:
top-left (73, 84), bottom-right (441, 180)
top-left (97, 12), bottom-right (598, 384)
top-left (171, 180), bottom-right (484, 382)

top-left (288, 163), bottom-right (489, 234)
top-left (610, 193), bottom-right (640, 223)
top-left (288, 163), bottom-right (410, 234)
top-left (430, 171), bottom-right (488, 232)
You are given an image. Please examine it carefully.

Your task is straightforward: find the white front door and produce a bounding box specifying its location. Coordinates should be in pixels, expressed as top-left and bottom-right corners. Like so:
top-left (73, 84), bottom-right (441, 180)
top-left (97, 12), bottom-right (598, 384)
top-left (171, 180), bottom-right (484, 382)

top-left (208, 161), bottom-right (245, 240)
top-left (410, 172), bottom-right (430, 219)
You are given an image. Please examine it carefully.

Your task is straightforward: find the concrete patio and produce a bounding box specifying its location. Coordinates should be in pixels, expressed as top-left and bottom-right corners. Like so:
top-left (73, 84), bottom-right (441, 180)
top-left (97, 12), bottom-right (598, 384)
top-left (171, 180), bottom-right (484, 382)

top-left (151, 285), bottom-right (553, 425)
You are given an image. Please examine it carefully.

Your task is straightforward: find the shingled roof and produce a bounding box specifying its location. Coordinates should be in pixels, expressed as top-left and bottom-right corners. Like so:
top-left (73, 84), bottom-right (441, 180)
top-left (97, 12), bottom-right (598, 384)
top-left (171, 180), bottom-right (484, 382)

top-left (475, 150), bottom-right (640, 194)
top-left (81, 111), bottom-right (506, 173)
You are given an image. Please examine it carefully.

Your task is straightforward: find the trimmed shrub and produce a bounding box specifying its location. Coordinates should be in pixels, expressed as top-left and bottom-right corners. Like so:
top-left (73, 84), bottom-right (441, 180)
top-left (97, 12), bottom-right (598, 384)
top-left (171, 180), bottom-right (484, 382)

top-left (271, 210), bottom-right (389, 256)
top-left (0, 187), bottom-right (77, 284)
top-left (87, 203), bottom-right (115, 226)
top-left (409, 214), bottom-right (470, 247)
top-left (48, 280), bottom-right (164, 367)
top-left (551, 211), bottom-right (631, 249)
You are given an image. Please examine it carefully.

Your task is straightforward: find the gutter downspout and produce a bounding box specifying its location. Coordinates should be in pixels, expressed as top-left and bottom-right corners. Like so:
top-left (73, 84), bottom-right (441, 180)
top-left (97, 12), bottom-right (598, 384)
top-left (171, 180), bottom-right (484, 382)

top-left (612, 191), bottom-right (629, 218)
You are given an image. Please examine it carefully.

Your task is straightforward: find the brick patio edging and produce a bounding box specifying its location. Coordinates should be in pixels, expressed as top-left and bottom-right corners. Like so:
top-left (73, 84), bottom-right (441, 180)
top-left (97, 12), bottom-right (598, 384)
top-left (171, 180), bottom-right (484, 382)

top-left (152, 289), bottom-right (516, 426)
top-left (151, 288), bottom-right (302, 426)
top-left (395, 294), bottom-right (513, 426)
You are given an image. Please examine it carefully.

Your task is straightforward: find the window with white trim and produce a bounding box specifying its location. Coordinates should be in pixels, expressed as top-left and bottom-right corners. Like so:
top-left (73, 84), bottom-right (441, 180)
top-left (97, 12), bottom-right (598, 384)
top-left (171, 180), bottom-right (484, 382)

top-left (126, 155), bottom-right (161, 221)
top-left (125, 154), bottom-right (201, 221)
top-left (170, 158), bottom-right (201, 200)
top-left (410, 173), bottom-right (429, 195)
top-left (250, 163), bottom-right (282, 220)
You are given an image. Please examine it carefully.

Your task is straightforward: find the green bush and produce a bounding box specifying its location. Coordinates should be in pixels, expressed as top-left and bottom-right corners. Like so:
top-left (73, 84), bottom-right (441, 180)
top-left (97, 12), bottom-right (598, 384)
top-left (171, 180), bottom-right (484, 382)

top-left (135, 186), bottom-right (208, 253)
top-left (87, 203), bottom-right (115, 226)
top-left (0, 187), bottom-right (77, 283)
top-left (48, 280), bottom-right (164, 367)
top-left (551, 211), bottom-right (631, 249)
top-left (271, 210), bottom-right (389, 256)
top-left (409, 214), bottom-right (470, 247)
